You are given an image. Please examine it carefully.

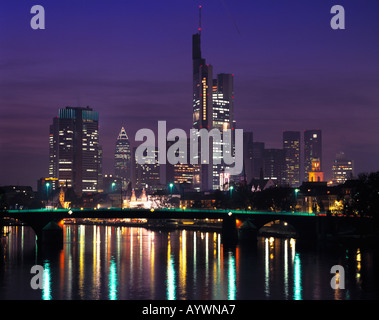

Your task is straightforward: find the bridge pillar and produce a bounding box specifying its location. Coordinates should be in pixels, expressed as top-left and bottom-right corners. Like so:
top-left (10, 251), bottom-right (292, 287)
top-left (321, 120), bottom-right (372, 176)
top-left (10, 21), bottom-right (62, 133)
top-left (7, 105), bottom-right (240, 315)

top-left (238, 219), bottom-right (258, 243)
top-left (222, 215), bottom-right (238, 245)
top-left (39, 221), bottom-right (63, 248)
top-left (294, 217), bottom-right (320, 247)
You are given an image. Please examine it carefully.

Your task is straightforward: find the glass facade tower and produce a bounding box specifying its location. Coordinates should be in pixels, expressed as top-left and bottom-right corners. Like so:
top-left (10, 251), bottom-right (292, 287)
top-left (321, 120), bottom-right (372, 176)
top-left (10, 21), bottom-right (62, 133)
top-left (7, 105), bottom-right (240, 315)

top-left (49, 106), bottom-right (101, 195)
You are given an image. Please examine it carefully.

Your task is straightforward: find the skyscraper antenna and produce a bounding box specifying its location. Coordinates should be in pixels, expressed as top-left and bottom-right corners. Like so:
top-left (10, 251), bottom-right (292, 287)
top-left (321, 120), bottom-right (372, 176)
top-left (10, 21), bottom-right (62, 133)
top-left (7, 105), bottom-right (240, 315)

top-left (198, 4), bottom-right (202, 35)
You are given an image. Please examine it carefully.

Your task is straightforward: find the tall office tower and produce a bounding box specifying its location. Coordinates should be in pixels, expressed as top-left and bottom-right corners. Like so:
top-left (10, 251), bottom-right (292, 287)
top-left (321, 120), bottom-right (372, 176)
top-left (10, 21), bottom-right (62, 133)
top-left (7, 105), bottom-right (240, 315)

top-left (252, 142), bottom-right (265, 179)
top-left (332, 152), bottom-right (354, 185)
top-left (283, 131), bottom-right (301, 187)
top-left (49, 106), bottom-right (101, 195)
top-left (242, 132), bottom-right (254, 184)
top-left (212, 74), bottom-right (233, 129)
top-left (134, 146), bottom-right (160, 191)
top-left (304, 129), bottom-right (322, 182)
top-left (263, 148), bottom-right (285, 185)
top-left (192, 12), bottom-right (213, 191)
top-left (192, 6), bottom-right (236, 191)
top-left (98, 145), bottom-right (103, 192)
top-left (212, 73), bottom-right (234, 190)
top-left (114, 127), bottom-right (131, 187)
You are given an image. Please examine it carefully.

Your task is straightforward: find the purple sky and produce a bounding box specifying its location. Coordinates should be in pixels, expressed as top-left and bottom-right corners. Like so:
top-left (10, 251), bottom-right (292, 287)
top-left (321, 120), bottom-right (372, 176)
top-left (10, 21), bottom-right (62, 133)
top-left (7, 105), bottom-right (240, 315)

top-left (1, 0), bottom-right (379, 189)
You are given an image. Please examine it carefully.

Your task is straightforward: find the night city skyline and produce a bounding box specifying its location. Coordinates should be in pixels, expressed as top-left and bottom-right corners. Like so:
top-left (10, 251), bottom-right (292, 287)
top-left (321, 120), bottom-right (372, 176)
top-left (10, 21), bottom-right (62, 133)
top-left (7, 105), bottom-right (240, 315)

top-left (2, 1), bottom-right (379, 306)
top-left (1, 0), bottom-right (379, 189)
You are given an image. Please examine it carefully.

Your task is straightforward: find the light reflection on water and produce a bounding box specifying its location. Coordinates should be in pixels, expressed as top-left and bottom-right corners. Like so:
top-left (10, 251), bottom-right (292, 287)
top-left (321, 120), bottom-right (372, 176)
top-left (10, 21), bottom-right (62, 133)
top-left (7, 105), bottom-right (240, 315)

top-left (0, 225), bottom-right (378, 300)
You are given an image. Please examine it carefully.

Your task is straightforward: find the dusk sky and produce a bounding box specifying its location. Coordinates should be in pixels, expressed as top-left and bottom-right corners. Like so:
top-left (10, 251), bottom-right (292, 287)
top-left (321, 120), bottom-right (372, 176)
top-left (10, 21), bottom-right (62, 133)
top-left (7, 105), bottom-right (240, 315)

top-left (1, 0), bottom-right (379, 189)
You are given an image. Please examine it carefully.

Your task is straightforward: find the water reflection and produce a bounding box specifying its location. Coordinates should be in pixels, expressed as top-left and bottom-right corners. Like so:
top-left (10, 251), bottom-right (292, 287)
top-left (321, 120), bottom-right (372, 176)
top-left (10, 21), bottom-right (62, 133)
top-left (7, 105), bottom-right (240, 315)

top-left (0, 225), bottom-right (378, 300)
top-left (167, 234), bottom-right (176, 300)
top-left (293, 253), bottom-right (302, 300)
top-left (262, 237), bottom-right (302, 299)
top-left (228, 251), bottom-right (236, 300)
top-left (109, 258), bottom-right (117, 300)
top-left (42, 261), bottom-right (51, 300)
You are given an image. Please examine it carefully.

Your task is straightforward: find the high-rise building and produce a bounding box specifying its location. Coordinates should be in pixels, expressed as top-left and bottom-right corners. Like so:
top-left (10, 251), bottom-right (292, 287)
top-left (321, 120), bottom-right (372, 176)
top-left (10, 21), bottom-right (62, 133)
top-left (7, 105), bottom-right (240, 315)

top-left (114, 127), bottom-right (131, 186)
top-left (49, 106), bottom-right (101, 195)
top-left (304, 130), bottom-right (322, 182)
top-left (252, 142), bottom-right (265, 179)
top-left (263, 148), bottom-right (285, 185)
top-left (133, 146), bottom-right (160, 191)
top-left (212, 73), bottom-right (234, 190)
top-left (192, 6), bottom-right (235, 191)
top-left (166, 139), bottom-right (200, 192)
top-left (243, 132), bottom-right (254, 183)
top-left (283, 131), bottom-right (301, 187)
top-left (212, 74), bottom-right (233, 130)
top-left (192, 17), bottom-right (213, 191)
top-left (332, 152), bottom-right (354, 185)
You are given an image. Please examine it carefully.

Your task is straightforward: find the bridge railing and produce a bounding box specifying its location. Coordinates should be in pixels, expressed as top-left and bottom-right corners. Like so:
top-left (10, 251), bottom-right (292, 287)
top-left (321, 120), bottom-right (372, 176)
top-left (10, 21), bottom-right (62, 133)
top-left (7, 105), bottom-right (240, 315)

top-left (4, 207), bottom-right (317, 217)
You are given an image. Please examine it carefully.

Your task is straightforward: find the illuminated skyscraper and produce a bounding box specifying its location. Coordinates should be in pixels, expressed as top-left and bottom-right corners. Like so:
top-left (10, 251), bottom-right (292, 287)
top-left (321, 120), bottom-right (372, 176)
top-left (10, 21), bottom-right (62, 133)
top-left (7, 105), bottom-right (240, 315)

top-left (212, 73), bottom-right (234, 190)
top-left (304, 130), bottom-right (322, 182)
top-left (49, 106), bottom-right (101, 195)
top-left (192, 21), bottom-right (213, 191)
top-left (332, 152), bottom-right (354, 185)
top-left (133, 146), bottom-right (160, 191)
top-left (114, 127), bottom-right (131, 185)
top-left (283, 131), bottom-right (300, 187)
top-left (192, 5), bottom-right (235, 191)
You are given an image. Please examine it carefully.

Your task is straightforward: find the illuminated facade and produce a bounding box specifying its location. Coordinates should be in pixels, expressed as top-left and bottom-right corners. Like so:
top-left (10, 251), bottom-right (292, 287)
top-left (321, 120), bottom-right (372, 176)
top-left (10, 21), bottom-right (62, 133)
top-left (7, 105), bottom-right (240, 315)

top-left (166, 139), bottom-right (200, 192)
top-left (283, 131), bottom-right (300, 187)
top-left (134, 146), bottom-right (160, 191)
top-left (212, 73), bottom-right (234, 190)
top-left (304, 130), bottom-right (322, 182)
top-left (114, 127), bottom-right (131, 186)
top-left (332, 152), bottom-right (354, 185)
top-left (308, 159), bottom-right (324, 182)
top-left (49, 106), bottom-right (101, 195)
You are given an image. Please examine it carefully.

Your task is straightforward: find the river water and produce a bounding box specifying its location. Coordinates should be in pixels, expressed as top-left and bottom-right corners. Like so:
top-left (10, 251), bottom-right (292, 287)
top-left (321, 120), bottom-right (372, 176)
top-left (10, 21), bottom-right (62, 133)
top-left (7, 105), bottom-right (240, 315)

top-left (0, 225), bottom-right (378, 300)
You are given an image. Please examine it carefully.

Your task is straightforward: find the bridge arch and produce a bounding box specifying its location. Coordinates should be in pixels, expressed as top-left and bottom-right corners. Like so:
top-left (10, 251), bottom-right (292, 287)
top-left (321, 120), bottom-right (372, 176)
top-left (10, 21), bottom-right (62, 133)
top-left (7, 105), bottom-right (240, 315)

top-left (238, 214), bottom-right (321, 243)
top-left (257, 219), bottom-right (297, 238)
top-left (5, 214), bottom-right (64, 245)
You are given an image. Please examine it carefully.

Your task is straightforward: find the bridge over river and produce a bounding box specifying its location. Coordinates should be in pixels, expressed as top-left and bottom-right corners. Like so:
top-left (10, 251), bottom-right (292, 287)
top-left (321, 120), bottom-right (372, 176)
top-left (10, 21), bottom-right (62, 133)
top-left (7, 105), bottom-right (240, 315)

top-left (1, 208), bottom-right (373, 245)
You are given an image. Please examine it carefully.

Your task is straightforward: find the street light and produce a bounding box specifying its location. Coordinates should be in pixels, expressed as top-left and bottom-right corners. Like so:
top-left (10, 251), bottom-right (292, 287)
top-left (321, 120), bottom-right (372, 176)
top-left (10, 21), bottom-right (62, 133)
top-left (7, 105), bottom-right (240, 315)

top-left (169, 183), bottom-right (174, 196)
top-left (46, 182), bottom-right (50, 206)
top-left (294, 188), bottom-right (300, 212)
top-left (229, 185), bottom-right (234, 197)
